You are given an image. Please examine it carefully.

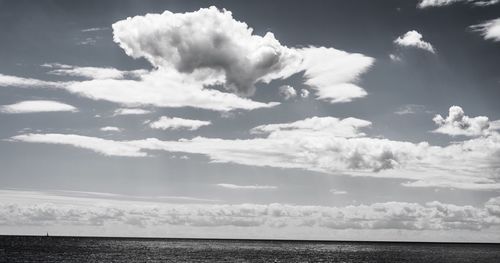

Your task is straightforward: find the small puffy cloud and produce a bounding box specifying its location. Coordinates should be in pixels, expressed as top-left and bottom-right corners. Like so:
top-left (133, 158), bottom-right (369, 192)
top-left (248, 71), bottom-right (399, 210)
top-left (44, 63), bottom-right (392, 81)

top-left (100, 126), bottom-right (122, 132)
top-left (389, 54), bottom-right (402, 62)
top-left (470, 18), bottom-right (500, 42)
top-left (42, 63), bottom-right (146, 80)
top-left (300, 89), bottom-right (310, 98)
top-left (278, 85), bottom-right (297, 100)
top-left (432, 106), bottom-right (497, 137)
top-left (417, 0), bottom-right (499, 8)
top-left (216, 184), bottom-right (277, 190)
top-left (113, 108), bottom-right (152, 116)
top-left (149, 116), bottom-right (211, 130)
top-left (0, 100), bottom-right (77, 114)
top-left (394, 30), bottom-right (435, 53)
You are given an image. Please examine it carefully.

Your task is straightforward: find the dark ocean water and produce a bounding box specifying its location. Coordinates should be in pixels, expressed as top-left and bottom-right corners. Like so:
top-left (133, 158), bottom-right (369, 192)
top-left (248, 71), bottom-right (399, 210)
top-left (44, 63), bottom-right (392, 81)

top-left (1, 236), bottom-right (500, 262)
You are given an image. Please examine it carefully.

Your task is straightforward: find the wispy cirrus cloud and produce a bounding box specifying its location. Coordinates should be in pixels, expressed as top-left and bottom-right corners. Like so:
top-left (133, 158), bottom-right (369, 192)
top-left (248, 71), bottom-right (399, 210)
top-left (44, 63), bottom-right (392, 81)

top-left (216, 184), bottom-right (277, 190)
top-left (470, 18), bottom-right (500, 42)
top-left (417, 0), bottom-right (499, 8)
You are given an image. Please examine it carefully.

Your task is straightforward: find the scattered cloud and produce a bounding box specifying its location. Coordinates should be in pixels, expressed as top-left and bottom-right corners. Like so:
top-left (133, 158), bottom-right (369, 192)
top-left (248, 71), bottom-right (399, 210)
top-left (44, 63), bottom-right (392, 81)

top-left (389, 54), bottom-right (402, 62)
top-left (216, 184), bottom-right (278, 190)
top-left (298, 47), bottom-right (373, 103)
top-left (0, 74), bottom-right (64, 89)
top-left (0, 100), bottom-right (77, 114)
top-left (278, 85), bottom-right (297, 100)
top-left (111, 7), bottom-right (373, 103)
top-left (432, 105), bottom-right (498, 137)
top-left (81, 27), bottom-right (108, 32)
top-left (394, 30), bottom-right (436, 53)
top-left (149, 116), bottom-right (211, 131)
top-left (10, 133), bottom-right (147, 157)
top-left (42, 63), bottom-right (147, 80)
top-left (330, 189), bottom-right (348, 195)
top-left (300, 89), bottom-right (310, 98)
top-left (100, 126), bottom-right (122, 132)
top-left (0, 7), bottom-right (374, 111)
top-left (470, 18), bottom-right (500, 42)
top-left (395, 104), bottom-right (431, 115)
top-left (1, 190), bottom-right (499, 231)
top-left (10, 114), bottom-right (500, 190)
top-left (113, 108), bottom-right (152, 116)
top-left (417, 0), bottom-right (499, 8)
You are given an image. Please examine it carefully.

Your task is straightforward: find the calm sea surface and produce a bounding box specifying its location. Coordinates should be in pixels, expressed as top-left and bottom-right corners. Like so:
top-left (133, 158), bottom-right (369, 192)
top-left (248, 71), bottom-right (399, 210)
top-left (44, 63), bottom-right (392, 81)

top-left (1, 236), bottom-right (500, 262)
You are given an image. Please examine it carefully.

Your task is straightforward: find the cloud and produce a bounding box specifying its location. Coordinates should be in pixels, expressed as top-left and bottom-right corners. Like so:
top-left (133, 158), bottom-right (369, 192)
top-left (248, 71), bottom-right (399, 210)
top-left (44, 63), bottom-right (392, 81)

top-left (470, 18), bottom-right (500, 42)
top-left (394, 30), bottom-right (435, 53)
top-left (395, 104), bottom-right (431, 115)
top-left (149, 116), bottom-right (211, 130)
top-left (298, 47), bottom-right (373, 103)
top-left (113, 108), bottom-right (152, 116)
top-left (330, 189), bottom-right (348, 195)
top-left (42, 63), bottom-right (147, 80)
top-left (389, 54), bottom-right (402, 62)
top-left (112, 6), bottom-right (301, 96)
top-left (10, 114), bottom-right (500, 190)
top-left (300, 89), bottom-right (310, 98)
top-left (417, 0), bottom-right (499, 8)
top-left (0, 7), bottom-right (374, 110)
top-left (81, 27), bottom-right (108, 32)
top-left (0, 100), bottom-right (77, 114)
top-left (278, 85), bottom-right (297, 100)
top-left (100, 126), bottom-right (122, 132)
top-left (432, 106), bottom-right (498, 137)
top-left (111, 7), bottom-right (373, 103)
top-left (10, 133), bottom-right (147, 157)
top-left (0, 70), bottom-right (279, 112)
top-left (250, 116), bottom-right (372, 138)
top-left (0, 74), bottom-right (64, 89)
top-left (0, 190), bottom-right (499, 231)
top-left (216, 184), bottom-right (277, 190)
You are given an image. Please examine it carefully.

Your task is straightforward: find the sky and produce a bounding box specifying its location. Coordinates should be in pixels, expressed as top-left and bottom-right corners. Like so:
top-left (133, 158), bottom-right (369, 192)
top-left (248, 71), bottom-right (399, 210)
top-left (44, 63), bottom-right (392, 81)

top-left (0, 0), bottom-right (500, 242)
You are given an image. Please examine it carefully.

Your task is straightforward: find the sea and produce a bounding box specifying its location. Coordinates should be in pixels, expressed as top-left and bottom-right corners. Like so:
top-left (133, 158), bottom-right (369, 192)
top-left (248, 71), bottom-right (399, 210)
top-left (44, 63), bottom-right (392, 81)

top-left (1, 236), bottom-right (500, 262)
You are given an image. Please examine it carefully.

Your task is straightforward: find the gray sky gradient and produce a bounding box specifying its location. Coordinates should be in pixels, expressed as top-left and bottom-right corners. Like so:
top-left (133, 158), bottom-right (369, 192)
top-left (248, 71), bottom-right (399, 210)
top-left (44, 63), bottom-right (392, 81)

top-left (0, 0), bottom-right (499, 242)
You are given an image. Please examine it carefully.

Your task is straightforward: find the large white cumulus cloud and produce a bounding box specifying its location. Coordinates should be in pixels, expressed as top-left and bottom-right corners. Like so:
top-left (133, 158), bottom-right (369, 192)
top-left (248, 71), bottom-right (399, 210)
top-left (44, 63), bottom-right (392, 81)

top-left (0, 7), bottom-right (373, 111)
top-left (112, 6), bottom-right (374, 103)
top-left (112, 7), bottom-right (301, 96)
